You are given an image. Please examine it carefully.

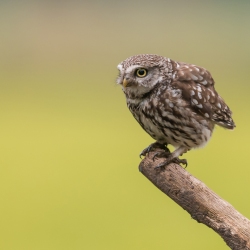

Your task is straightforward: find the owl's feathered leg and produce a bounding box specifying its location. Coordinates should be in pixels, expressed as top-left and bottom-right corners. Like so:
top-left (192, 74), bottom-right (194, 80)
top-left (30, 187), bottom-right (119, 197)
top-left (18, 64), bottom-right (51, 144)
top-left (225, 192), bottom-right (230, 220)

top-left (154, 146), bottom-right (188, 169)
top-left (139, 142), bottom-right (170, 159)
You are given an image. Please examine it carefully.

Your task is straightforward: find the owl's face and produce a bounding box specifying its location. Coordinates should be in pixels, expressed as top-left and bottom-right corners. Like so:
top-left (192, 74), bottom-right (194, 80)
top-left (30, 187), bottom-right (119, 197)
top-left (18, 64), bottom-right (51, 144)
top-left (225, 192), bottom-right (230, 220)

top-left (117, 54), bottom-right (168, 99)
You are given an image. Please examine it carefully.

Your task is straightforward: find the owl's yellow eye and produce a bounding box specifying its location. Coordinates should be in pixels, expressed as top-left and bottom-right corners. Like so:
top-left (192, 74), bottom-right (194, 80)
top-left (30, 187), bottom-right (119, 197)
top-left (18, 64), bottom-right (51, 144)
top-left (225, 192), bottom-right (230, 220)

top-left (136, 68), bottom-right (147, 78)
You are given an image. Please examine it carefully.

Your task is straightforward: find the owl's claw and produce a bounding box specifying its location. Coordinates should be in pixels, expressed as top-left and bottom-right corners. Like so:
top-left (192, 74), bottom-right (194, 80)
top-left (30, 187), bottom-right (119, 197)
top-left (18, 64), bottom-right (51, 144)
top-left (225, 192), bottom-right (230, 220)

top-left (174, 158), bottom-right (188, 168)
top-left (139, 145), bottom-right (153, 158)
top-left (139, 142), bottom-right (168, 158)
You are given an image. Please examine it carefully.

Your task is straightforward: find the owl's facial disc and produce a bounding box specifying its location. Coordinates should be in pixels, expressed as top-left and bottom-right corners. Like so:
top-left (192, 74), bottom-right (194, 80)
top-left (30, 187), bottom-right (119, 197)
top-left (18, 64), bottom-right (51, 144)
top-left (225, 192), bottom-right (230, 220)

top-left (123, 68), bottom-right (147, 87)
top-left (117, 62), bottom-right (161, 99)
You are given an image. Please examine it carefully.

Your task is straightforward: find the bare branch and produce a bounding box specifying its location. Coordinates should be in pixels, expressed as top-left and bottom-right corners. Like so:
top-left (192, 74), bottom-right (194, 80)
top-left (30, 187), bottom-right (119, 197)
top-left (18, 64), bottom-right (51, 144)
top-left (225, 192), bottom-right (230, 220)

top-left (139, 151), bottom-right (250, 249)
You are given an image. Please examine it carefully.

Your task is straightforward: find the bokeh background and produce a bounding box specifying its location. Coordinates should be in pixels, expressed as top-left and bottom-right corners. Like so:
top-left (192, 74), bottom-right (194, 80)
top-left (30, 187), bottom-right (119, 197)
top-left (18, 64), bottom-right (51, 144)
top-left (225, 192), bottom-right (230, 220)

top-left (0, 0), bottom-right (249, 249)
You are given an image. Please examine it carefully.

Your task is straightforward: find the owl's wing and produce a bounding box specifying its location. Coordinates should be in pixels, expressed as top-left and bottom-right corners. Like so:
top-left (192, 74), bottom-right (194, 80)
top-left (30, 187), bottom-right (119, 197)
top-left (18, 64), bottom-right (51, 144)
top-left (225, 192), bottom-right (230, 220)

top-left (172, 62), bottom-right (235, 129)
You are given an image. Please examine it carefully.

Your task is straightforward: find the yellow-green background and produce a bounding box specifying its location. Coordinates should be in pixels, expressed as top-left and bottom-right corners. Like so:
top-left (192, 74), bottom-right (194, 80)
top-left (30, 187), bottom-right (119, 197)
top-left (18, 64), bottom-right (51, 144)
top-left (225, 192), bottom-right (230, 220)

top-left (0, 1), bottom-right (249, 249)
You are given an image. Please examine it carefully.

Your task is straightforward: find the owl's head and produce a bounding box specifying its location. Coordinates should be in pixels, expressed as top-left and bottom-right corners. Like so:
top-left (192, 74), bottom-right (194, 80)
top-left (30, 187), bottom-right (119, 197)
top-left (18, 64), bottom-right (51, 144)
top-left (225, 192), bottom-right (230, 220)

top-left (117, 54), bottom-right (172, 99)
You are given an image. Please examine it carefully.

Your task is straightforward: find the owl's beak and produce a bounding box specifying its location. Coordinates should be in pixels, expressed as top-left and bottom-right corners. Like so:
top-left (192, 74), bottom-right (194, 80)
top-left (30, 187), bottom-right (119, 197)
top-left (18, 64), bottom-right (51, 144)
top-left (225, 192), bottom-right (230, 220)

top-left (123, 78), bottom-right (128, 87)
top-left (122, 78), bottom-right (132, 88)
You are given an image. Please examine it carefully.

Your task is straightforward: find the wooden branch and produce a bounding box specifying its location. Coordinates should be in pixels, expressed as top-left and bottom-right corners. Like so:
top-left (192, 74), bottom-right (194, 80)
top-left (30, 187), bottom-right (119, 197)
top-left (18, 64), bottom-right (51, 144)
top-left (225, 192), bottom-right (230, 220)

top-left (139, 151), bottom-right (250, 250)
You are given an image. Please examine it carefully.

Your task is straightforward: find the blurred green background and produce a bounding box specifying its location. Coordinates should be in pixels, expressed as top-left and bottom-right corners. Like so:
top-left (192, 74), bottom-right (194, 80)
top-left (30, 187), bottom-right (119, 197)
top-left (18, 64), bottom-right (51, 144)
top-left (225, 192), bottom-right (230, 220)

top-left (0, 0), bottom-right (249, 249)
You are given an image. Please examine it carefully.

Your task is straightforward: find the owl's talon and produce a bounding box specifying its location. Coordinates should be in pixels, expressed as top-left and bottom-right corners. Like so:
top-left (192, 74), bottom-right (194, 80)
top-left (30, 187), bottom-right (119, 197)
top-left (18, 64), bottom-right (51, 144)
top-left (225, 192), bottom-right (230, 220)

top-left (139, 145), bottom-right (152, 158)
top-left (152, 152), bottom-right (159, 161)
top-left (173, 158), bottom-right (188, 168)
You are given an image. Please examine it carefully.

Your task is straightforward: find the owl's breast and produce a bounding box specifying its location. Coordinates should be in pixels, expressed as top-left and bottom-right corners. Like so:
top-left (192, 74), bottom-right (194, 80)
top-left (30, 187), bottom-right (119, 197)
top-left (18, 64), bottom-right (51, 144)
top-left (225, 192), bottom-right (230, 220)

top-left (127, 93), bottom-right (214, 149)
top-left (128, 100), bottom-right (171, 144)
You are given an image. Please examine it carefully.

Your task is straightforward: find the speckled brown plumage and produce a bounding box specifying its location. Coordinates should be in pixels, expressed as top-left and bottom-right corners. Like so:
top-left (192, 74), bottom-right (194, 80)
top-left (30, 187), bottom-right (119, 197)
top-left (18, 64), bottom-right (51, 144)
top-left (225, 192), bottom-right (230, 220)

top-left (117, 54), bottom-right (235, 166)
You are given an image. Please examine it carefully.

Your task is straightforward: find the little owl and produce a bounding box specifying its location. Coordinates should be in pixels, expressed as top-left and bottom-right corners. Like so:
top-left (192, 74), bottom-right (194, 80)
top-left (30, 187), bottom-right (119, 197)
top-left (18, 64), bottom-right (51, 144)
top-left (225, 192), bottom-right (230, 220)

top-left (117, 54), bottom-right (235, 168)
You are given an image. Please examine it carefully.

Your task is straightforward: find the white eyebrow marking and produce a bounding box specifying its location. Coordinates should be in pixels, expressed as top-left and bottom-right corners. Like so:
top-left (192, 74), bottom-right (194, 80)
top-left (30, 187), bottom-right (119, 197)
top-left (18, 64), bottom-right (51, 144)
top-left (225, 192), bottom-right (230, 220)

top-left (126, 65), bottom-right (143, 73)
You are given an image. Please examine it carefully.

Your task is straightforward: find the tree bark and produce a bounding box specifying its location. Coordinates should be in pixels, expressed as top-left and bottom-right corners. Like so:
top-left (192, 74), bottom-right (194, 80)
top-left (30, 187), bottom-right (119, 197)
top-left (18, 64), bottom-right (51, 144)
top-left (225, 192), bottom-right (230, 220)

top-left (139, 151), bottom-right (250, 249)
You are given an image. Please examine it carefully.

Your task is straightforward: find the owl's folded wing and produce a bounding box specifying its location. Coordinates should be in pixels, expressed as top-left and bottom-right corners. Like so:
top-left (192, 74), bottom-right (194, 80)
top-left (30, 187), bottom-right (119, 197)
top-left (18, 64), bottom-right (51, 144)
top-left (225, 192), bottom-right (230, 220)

top-left (173, 63), bottom-right (235, 129)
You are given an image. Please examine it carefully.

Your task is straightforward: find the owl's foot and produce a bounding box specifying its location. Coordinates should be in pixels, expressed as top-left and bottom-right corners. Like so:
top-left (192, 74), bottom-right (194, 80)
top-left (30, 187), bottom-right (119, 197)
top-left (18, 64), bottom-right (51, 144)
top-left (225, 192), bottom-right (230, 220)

top-left (154, 146), bottom-right (189, 170)
top-left (154, 156), bottom-right (188, 170)
top-left (152, 150), bottom-right (170, 161)
top-left (139, 142), bottom-right (169, 159)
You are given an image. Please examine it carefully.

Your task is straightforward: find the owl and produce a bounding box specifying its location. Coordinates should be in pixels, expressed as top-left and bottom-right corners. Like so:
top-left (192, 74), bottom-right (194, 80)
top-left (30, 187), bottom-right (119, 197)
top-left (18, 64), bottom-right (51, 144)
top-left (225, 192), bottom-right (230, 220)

top-left (116, 54), bottom-right (235, 168)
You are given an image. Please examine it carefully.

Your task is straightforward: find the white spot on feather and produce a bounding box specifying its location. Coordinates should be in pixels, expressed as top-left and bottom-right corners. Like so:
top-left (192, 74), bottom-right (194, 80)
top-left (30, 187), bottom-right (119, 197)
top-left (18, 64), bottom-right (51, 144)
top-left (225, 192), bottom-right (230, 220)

top-left (192, 99), bottom-right (198, 105)
top-left (191, 74), bottom-right (198, 80)
top-left (197, 85), bottom-right (202, 92)
top-left (217, 103), bottom-right (222, 109)
top-left (169, 102), bottom-right (174, 108)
